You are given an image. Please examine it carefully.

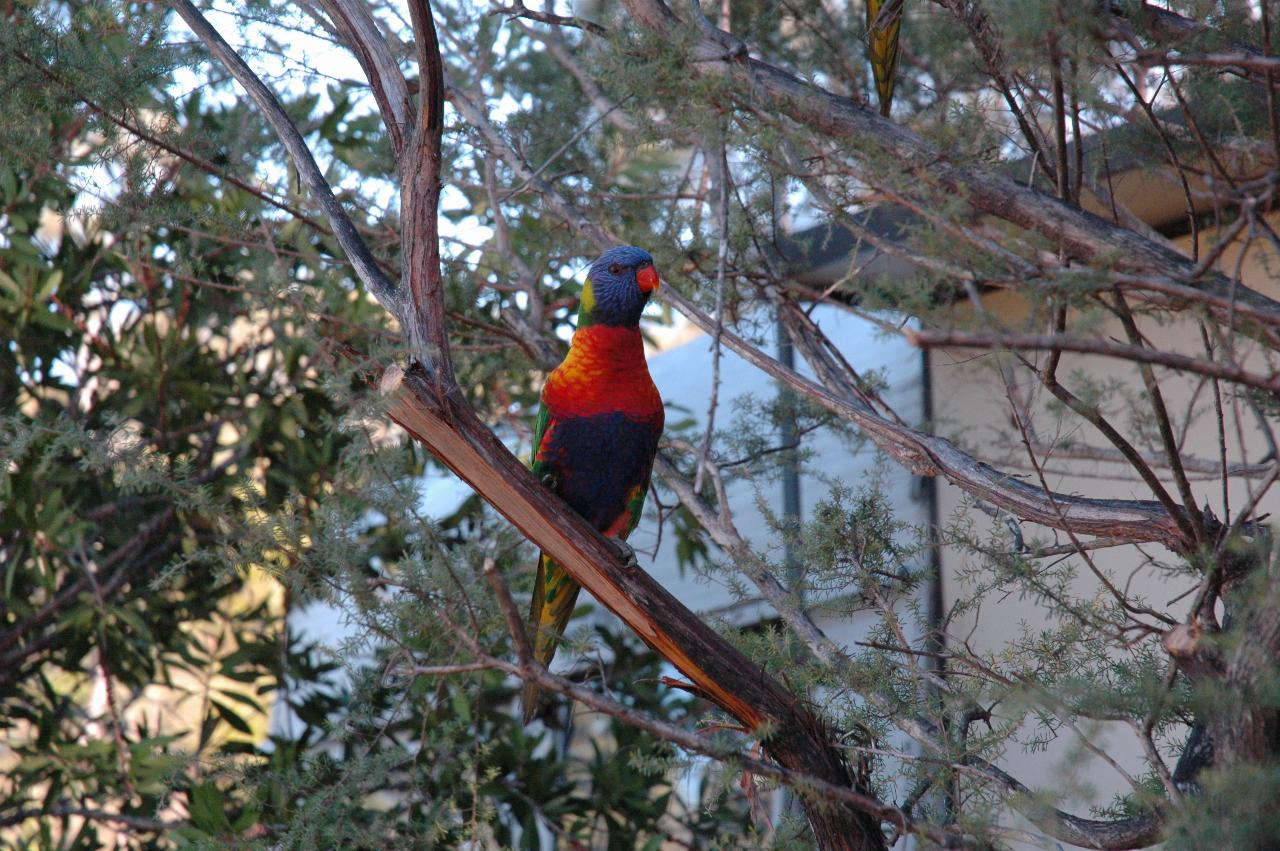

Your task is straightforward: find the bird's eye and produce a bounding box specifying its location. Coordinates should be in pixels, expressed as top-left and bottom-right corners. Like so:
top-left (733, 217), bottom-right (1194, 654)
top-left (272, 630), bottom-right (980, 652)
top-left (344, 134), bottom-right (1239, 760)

top-left (609, 263), bottom-right (622, 275)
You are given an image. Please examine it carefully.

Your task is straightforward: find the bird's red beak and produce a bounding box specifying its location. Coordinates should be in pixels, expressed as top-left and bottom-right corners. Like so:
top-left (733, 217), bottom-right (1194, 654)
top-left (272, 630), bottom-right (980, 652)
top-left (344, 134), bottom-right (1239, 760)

top-left (636, 264), bottom-right (660, 293)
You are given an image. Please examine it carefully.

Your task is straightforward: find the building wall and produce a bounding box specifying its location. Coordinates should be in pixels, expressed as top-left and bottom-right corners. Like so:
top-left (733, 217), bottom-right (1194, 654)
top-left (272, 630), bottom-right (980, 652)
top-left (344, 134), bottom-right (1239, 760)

top-left (931, 218), bottom-right (1280, 848)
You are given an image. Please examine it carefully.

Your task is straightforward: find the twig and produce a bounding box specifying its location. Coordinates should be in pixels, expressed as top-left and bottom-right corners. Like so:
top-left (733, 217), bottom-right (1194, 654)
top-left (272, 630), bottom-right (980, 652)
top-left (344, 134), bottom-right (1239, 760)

top-left (0, 806), bottom-right (182, 832)
top-left (487, 1), bottom-right (607, 36)
top-left (501, 94), bottom-right (634, 201)
top-left (480, 550), bottom-right (532, 664)
top-left (12, 52), bottom-right (330, 233)
top-left (694, 142), bottom-right (730, 493)
top-left (1005, 383), bottom-right (1177, 628)
top-left (1110, 290), bottom-right (1204, 539)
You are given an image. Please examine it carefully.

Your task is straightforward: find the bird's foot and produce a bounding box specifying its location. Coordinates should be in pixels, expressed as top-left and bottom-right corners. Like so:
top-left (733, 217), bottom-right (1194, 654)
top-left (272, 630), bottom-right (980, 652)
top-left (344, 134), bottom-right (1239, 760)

top-left (608, 538), bottom-right (638, 569)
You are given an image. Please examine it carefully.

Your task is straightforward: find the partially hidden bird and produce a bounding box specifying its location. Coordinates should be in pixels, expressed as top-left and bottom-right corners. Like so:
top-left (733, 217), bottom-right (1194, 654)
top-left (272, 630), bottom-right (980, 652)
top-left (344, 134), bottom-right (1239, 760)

top-left (522, 245), bottom-right (665, 723)
top-left (867, 0), bottom-right (903, 118)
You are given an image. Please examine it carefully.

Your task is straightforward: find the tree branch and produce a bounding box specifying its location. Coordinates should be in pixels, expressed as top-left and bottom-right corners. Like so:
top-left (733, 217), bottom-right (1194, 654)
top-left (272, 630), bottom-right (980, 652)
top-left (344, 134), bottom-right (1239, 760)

top-left (318, 0), bottom-right (413, 159)
top-left (487, 1), bottom-right (607, 36)
top-left (402, 0), bottom-right (453, 372)
top-left (663, 285), bottom-right (1198, 550)
top-left (970, 757), bottom-right (1164, 850)
top-left (0, 508), bottom-right (176, 675)
top-left (400, 646), bottom-right (924, 845)
top-left (12, 51), bottom-right (331, 233)
top-left (0, 805), bottom-right (183, 832)
top-left (906, 328), bottom-right (1280, 395)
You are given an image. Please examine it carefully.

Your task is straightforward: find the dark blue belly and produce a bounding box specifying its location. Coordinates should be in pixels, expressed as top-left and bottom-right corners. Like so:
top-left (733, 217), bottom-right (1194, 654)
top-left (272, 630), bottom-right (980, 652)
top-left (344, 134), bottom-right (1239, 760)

top-left (542, 412), bottom-right (660, 532)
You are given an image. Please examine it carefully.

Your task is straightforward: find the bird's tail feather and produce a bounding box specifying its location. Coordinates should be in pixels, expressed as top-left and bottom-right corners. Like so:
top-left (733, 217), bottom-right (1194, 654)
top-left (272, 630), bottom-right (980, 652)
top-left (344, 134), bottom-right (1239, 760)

top-left (867, 0), bottom-right (903, 117)
top-left (521, 551), bottom-right (582, 723)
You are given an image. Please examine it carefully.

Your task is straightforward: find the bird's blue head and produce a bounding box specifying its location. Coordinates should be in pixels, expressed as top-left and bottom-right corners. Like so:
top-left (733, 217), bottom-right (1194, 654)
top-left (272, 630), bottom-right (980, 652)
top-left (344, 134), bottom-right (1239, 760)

top-left (581, 245), bottom-right (660, 327)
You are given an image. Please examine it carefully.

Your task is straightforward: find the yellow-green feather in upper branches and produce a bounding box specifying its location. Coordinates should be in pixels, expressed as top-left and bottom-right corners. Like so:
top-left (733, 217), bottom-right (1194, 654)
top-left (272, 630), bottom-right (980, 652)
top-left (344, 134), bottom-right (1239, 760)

top-left (867, 0), bottom-right (904, 117)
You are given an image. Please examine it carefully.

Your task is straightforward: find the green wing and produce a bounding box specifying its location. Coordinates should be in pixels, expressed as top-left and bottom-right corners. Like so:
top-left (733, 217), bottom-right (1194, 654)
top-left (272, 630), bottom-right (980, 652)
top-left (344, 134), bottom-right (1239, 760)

top-left (618, 466), bottom-right (653, 539)
top-left (528, 403), bottom-right (551, 478)
top-left (522, 402), bottom-right (583, 722)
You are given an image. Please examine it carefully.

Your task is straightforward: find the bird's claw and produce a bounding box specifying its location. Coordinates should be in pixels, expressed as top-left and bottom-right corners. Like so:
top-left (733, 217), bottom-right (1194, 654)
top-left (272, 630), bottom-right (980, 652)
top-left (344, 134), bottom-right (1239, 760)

top-left (608, 539), bottom-right (638, 569)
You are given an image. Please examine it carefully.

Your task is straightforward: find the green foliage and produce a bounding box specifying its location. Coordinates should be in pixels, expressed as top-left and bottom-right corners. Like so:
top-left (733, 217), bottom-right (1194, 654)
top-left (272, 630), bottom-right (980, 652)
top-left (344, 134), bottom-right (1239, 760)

top-left (6, 0), bottom-right (1280, 848)
top-left (0, 4), bottom-right (401, 844)
top-left (1164, 764), bottom-right (1280, 849)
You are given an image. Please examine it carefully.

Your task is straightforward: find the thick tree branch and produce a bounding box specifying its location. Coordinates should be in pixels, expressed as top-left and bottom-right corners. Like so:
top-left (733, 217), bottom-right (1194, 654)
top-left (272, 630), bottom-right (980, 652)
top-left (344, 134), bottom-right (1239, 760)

top-left (454, 552), bottom-right (923, 840)
top-left (402, 0), bottom-right (453, 373)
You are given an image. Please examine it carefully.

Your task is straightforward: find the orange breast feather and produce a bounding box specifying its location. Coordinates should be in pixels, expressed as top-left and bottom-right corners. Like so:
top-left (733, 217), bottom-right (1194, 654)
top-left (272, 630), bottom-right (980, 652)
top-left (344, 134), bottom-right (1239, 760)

top-left (541, 325), bottom-right (662, 421)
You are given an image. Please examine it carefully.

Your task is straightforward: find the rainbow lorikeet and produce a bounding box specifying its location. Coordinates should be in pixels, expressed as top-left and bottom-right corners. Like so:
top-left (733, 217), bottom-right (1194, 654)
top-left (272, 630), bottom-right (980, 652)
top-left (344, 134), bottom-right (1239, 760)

top-left (522, 246), bottom-right (664, 722)
top-left (867, 0), bottom-right (903, 117)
